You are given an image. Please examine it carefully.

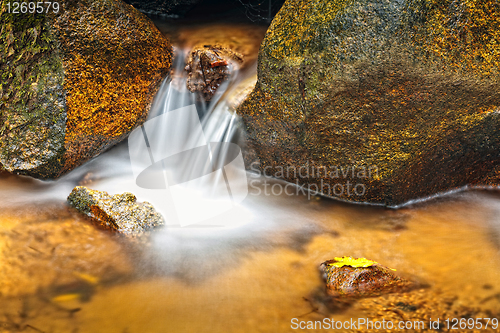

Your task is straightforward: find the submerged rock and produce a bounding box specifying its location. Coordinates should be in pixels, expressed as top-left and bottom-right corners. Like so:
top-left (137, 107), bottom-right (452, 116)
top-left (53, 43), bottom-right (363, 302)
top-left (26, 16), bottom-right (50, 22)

top-left (320, 257), bottom-right (413, 298)
top-left (0, 0), bottom-right (172, 179)
top-left (0, 205), bottom-right (133, 298)
top-left (67, 186), bottom-right (164, 236)
top-left (238, 0), bottom-right (500, 206)
top-left (185, 44), bottom-right (244, 101)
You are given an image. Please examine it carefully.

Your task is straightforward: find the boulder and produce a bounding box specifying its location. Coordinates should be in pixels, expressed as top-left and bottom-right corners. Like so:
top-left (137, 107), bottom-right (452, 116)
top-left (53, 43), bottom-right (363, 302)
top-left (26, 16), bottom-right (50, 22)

top-left (0, 0), bottom-right (172, 179)
top-left (67, 186), bottom-right (164, 236)
top-left (237, 0), bottom-right (500, 206)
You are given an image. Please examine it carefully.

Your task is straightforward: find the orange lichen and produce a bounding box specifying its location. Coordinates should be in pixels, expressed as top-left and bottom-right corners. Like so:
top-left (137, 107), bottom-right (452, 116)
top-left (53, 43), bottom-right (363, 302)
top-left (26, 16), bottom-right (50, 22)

top-left (412, 0), bottom-right (500, 76)
top-left (54, 0), bottom-right (172, 174)
top-left (0, 0), bottom-right (172, 178)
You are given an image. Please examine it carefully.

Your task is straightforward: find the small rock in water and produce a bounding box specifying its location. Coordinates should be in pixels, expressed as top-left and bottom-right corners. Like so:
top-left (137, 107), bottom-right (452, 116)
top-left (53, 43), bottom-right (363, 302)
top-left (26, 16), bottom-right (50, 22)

top-left (320, 256), bottom-right (413, 299)
top-left (185, 44), bottom-right (244, 101)
top-left (67, 186), bottom-right (164, 236)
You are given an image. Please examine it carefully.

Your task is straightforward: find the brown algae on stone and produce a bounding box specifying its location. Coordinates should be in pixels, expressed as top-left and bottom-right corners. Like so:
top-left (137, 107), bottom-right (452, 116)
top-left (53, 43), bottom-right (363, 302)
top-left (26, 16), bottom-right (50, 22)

top-left (320, 256), bottom-right (413, 298)
top-left (67, 186), bottom-right (164, 236)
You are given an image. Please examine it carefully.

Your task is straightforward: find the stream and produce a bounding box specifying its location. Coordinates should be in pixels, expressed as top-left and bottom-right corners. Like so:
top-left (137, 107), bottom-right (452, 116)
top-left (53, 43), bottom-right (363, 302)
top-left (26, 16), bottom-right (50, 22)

top-left (1, 20), bottom-right (500, 333)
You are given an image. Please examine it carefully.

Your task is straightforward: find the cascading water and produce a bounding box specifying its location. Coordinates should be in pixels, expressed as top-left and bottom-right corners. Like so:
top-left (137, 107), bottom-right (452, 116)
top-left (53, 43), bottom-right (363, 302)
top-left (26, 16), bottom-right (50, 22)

top-left (91, 48), bottom-right (254, 228)
top-left (0, 50), bottom-right (246, 216)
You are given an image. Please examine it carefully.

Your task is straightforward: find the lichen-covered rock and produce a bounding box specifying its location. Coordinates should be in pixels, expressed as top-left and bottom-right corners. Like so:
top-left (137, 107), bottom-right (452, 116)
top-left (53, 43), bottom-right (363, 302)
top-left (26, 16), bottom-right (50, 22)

top-left (123, 0), bottom-right (202, 16)
top-left (320, 257), bottom-right (413, 298)
top-left (185, 44), bottom-right (244, 101)
top-left (67, 186), bottom-right (164, 236)
top-left (0, 0), bottom-right (172, 179)
top-left (237, 0), bottom-right (500, 206)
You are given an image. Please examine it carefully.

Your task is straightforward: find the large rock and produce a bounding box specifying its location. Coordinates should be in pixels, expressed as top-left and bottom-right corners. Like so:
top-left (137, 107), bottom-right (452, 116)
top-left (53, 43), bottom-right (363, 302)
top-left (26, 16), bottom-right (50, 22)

top-left (67, 186), bottom-right (164, 236)
top-left (238, 0), bottom-right (500, 206)
top-left (0, 0), bottom-right (172, 179)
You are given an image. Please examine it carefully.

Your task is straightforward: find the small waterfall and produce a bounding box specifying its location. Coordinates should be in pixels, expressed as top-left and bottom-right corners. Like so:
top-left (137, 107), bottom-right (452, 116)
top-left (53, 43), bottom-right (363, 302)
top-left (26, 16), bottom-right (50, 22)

top-left (97, 49), bottom-right (254, 227)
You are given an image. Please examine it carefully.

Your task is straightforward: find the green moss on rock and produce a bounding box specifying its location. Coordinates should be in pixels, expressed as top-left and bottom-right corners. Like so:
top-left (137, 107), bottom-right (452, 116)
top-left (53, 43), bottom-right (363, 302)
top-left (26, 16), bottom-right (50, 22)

top-left (67, 186), bottom-right (164, 236)
top-left (0, 2), bottom-right (66, 174)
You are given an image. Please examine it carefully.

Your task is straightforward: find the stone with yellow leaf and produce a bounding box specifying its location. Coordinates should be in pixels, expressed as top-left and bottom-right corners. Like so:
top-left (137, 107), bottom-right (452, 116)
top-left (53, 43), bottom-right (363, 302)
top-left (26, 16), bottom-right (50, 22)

top-left (320, 257), bottom-right (413, 298)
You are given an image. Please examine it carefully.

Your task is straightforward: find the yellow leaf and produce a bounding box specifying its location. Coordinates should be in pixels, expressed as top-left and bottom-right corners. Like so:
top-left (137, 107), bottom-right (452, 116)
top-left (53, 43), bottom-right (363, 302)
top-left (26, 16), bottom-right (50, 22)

top-left (51, 293), bottom-right (81, 303)
top-left (73, 271), bottom-right (99, 285)
top-left (328, 256), bottom-right (396, 271)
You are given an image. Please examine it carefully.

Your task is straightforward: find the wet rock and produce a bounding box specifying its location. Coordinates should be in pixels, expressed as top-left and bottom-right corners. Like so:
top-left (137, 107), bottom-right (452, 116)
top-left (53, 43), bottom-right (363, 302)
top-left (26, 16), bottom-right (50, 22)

top-left (320, 257), bottom-right (413, 299)
top-left (185, 44), bottom-right (244, 101)
top-left (67, 186), bottom-right (164, 236)
top-left (177, 24), bottom-right (266, 65)
top-left (0, 0), bottom-right (172, 179)
top-left (122, 0), bottom-right (202, 17)
top-left (237, 0), bottom-right (500, 206)
top-left (177, 25), bottom-right (265, 102)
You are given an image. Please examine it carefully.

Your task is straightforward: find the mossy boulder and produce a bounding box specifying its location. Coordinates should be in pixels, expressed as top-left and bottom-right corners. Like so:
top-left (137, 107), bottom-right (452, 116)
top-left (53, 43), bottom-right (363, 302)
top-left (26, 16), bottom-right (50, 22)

top-left (238, 0), bottom-right (500, 206)
top-left (0, 0), bottom-right (172, 179)
top-left (67, 186), bottom-right (164, 236)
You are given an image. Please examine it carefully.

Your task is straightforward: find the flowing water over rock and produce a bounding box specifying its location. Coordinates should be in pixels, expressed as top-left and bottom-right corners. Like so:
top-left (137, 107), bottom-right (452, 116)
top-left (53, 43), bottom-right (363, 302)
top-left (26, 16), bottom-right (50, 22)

top-left (1, 22), bottom-right (500, 333)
